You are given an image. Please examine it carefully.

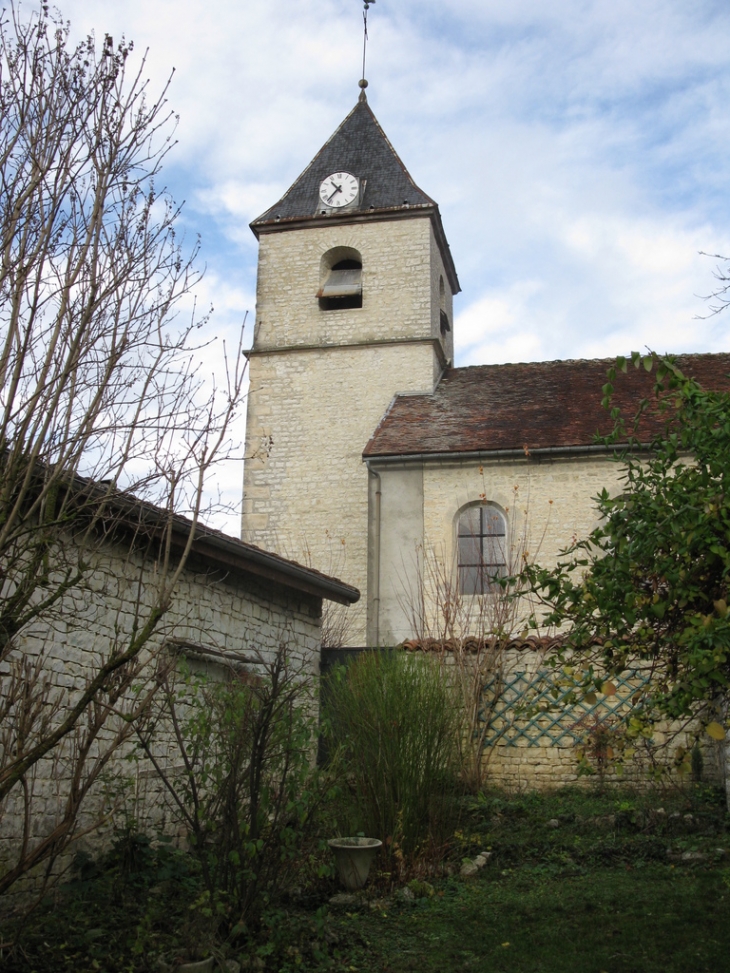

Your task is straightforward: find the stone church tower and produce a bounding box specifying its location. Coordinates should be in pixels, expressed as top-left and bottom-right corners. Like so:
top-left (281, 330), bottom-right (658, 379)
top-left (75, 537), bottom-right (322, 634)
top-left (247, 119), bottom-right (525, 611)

top-left (242, 90), bottom-right (459, 645)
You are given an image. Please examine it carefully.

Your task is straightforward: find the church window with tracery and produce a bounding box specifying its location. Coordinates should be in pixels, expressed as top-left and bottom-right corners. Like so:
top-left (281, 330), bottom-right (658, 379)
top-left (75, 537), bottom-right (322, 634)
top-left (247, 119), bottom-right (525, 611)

top-left (457, 505), bottom-right (507, 594)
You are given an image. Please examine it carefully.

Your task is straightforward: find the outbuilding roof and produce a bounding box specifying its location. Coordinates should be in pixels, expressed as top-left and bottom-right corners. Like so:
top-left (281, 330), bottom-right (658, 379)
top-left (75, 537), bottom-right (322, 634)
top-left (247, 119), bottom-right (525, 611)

top-left (121, 497), bottom-right (359, 605)
top-left (182, 519), bottom-right (361, 606)
top-left (59, 472), bottom-right (361, 606)
top-left (363, 353), bottom-right (730, 460)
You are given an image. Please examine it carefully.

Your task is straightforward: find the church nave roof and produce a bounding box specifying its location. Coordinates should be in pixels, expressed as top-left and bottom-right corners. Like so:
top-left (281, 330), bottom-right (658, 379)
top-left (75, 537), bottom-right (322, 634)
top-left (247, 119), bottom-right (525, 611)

top-left (363, 353), bottom-right (730, 459)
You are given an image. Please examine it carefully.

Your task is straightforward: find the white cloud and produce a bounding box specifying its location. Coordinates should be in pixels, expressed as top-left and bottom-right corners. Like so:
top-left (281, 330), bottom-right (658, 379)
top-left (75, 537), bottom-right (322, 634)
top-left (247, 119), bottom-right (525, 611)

top-left (39, 0), bottom-right (730, 531)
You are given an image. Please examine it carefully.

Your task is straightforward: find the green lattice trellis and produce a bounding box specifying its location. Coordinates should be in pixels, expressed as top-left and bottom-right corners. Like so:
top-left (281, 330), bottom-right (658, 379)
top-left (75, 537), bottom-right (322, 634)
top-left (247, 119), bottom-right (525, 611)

top-left (481, 669), bottom-right (650, 748)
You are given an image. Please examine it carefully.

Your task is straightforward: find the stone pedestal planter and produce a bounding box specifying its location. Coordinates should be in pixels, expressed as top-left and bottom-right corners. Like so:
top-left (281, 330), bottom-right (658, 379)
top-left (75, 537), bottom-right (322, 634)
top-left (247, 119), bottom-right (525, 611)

top-left (328, 837), bottom-right (382, 890)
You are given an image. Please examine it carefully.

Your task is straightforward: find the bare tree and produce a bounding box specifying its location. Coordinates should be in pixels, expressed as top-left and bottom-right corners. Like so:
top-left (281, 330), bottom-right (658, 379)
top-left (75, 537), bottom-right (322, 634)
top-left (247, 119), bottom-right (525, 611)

top-left (0, 3), bottom-right (245, 897)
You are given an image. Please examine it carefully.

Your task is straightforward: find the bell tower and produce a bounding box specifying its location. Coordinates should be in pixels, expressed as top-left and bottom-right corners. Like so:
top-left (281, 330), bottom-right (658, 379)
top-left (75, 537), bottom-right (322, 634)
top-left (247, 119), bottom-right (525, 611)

top-left (242, 89), bottom-right (459, 645)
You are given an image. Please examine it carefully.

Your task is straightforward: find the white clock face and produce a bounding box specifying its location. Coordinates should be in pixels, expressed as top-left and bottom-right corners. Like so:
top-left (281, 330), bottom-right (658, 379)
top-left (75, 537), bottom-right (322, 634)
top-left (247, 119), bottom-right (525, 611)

top-left (319, 171), bottom-right (359, 208)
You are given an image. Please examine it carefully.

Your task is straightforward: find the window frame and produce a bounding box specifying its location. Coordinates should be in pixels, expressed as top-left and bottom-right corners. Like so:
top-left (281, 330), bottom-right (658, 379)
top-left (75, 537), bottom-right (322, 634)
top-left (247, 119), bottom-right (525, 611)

top-left (457, 503), bottom-right (507, 595)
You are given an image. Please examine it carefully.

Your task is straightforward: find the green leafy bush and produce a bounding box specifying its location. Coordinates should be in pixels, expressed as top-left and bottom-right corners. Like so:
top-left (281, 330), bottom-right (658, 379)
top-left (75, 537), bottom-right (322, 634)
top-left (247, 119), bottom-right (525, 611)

top-left (325, 650), bottom-right (461, 861)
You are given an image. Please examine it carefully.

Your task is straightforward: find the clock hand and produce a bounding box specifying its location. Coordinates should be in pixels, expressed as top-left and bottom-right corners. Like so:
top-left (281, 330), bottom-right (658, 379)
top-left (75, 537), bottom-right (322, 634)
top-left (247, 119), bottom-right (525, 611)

top-left (326, 184), bottom-right (342, 204)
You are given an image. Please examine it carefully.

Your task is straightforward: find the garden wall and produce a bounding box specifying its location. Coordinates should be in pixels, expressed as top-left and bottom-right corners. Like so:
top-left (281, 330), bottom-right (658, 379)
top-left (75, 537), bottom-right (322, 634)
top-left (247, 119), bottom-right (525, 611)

top-left (398, 639), bottom-right (725, 792)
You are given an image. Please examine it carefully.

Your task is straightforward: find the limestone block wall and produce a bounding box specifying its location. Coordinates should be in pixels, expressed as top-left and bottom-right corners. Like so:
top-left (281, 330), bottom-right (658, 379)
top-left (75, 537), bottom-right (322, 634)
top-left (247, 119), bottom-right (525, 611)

top-left (372, 452), bottom-right (627, 646)
top-left (421, 452), bottom-right (624, 577)
top-left (404, 643), bottom-right (723, 792)
top-left (383, 449), bottom-right (726, 791)
top-left (429, 230), bottom-right (454, 364)
top-left (0, 533), bottom-right (323, 895)
top-left (482, 644), bottom-right (724, 792)
top-left (242, 213), bottom-right (456, 647)
top-left (253, 216), bottom-right (452, 354)
top-left (244, 342), bottom-right (438, 644)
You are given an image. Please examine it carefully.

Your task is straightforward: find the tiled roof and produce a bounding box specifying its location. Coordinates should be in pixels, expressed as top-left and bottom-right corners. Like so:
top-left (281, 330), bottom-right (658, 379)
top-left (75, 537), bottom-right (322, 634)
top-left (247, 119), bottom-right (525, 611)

top-left (364, 353), bottom-right (730, 458)
top-left (251, 97), bottom-right (435, 228)
top-left (401, 636), bottom-right (564, 654)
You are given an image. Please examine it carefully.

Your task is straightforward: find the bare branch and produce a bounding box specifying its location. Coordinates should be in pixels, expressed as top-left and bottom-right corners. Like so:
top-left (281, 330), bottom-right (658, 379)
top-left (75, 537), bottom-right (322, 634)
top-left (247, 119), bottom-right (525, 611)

top-left (0, 2), bottom-right (247, 897)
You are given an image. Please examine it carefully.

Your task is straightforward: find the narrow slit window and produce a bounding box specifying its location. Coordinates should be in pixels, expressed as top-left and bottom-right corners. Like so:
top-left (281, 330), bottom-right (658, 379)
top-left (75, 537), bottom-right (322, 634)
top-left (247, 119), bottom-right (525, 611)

top-left (458, 505), bottom-right (507, 594)
top-left (439, 276), bottom-right (450, 334)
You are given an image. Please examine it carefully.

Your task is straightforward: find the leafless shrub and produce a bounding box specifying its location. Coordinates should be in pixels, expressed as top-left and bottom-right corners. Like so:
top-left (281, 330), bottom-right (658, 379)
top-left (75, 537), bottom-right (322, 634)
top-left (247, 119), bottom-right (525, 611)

top-left (135, 645), bottom-right (330, 937)
top-left (398, 485), bottom-right (551, 792)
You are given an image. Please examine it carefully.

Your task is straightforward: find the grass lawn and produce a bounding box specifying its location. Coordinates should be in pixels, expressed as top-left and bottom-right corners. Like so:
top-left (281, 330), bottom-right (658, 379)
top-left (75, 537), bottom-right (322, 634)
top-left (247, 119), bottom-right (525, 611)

top-left (318, 786), bottom-right (730, 973)
top-left (329, 866), bottom-right (727, 973)
top-left (2, 785), bottom-right (729, 972)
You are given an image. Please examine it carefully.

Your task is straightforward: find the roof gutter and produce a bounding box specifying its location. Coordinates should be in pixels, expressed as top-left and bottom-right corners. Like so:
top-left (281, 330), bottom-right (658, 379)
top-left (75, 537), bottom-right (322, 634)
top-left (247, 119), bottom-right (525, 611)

top-left (363, 442), bottom-right (653, 467)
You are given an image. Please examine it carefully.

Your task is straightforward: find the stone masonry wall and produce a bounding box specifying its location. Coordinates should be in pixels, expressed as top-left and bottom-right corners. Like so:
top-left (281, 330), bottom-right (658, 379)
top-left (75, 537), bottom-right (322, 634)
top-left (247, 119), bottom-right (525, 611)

top-left (252, 217), bottom-right (452, 353)
top-left (380, 448), bottom-right (726, 790)
top-left (0, 532), bottom-right (323, 897)
top-left (375, 451), bottom-right (628, 646)
top-left (481, 644), bottom-right (724, 792)
top-left (408, 644), bottom-right (723, 793)
top-left (421, 451), bottom-right (625, 583)
top-left (243, 214), bottom-right (453, 645)
top-left (244, 343), bottom-right (437, 644)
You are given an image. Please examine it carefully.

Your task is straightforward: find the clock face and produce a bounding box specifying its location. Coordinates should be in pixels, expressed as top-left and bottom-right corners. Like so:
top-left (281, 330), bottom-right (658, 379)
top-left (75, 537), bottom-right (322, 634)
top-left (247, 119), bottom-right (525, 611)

top-left (319, 171), bottom-right (359, 208)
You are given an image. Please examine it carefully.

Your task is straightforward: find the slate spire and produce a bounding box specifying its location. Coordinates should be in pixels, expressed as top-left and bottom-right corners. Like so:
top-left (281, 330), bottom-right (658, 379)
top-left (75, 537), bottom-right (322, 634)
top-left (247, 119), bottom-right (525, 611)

top-left (250, 97), bottom-right (460, 294)
top-left (250, 98), bottom-right (436, 229)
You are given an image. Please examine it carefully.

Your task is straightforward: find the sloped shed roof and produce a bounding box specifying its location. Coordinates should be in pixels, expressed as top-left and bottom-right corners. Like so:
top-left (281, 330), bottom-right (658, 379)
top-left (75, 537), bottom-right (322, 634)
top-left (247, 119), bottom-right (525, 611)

top-left (364, 354), bottom-right (730, 459)
top-left (61, 472), bottom-right (361, 606)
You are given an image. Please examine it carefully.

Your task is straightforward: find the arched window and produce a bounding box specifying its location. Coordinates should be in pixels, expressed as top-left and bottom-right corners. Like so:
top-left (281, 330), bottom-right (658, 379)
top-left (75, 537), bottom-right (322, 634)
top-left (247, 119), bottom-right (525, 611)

top-left (457, 505), bottom-right (507, 594)
top-left (318, 246), bottom-right (362, 310)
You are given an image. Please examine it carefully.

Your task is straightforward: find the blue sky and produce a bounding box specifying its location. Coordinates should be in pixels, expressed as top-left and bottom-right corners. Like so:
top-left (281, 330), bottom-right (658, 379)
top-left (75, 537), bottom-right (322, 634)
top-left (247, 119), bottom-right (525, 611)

top-left (53, 0), bottom-right (730, 531)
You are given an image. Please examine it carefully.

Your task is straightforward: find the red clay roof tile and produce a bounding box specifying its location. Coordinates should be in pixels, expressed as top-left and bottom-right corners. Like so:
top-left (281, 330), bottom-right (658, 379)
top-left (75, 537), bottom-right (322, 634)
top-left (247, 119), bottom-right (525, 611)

top-left (363, 354), bottom-right (730, 458)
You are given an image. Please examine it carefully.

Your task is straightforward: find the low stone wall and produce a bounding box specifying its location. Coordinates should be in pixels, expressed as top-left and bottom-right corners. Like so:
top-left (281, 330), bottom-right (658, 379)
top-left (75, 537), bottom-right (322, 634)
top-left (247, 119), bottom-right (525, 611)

top-left (401, 638), bottom-right (724, 792)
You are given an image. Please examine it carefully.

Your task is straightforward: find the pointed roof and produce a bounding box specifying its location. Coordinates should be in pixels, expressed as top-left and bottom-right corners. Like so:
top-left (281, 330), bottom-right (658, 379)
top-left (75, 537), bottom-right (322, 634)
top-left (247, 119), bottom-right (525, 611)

top-left (251, 96), bottom-right (459, 293)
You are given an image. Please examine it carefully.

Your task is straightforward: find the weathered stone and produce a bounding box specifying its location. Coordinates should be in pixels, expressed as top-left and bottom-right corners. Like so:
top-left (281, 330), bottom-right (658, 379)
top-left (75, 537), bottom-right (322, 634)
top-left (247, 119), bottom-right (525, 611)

top-left (0, 526), bottom-right (325, 892)
top-left (243, 216), bottom-right (452, 647)
top-left (178, 958), bottom-right (214, 973)
top-left (329, 892), bottom-right (360, 908)
top-left (667, 850), bottom-right (708, 863)
top-left (460, 860), bottom-right (479, 878)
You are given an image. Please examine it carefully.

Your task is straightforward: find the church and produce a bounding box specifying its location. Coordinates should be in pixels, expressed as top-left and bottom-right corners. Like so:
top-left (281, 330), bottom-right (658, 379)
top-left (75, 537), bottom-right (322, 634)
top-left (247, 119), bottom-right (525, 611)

top-left (241, 84), bottom-right (730, 651)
